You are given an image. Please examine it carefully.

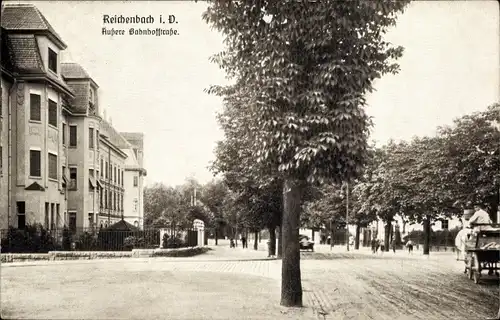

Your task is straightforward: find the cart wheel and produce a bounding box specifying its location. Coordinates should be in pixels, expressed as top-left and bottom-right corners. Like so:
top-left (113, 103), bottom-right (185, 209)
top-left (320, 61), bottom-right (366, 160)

top-left (473, 271), bottom-right (480, 284)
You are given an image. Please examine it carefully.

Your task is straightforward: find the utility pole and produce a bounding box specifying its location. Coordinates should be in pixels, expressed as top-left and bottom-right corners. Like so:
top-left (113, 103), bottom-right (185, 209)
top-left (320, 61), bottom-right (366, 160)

top-left (346, 181), bottom-right (350, 252)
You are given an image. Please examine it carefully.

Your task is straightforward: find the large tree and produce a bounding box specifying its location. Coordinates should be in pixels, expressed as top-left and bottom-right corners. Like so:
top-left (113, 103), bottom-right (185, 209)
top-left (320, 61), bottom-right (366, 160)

top-left (438, 103), bottom-right (500, 220)
top-left (203, 1), bottom-right (409, 307)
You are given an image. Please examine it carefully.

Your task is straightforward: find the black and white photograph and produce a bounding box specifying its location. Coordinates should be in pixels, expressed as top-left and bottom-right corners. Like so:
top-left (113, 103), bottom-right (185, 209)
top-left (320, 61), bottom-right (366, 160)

top-left (0, 1), bottom-right (499, 319)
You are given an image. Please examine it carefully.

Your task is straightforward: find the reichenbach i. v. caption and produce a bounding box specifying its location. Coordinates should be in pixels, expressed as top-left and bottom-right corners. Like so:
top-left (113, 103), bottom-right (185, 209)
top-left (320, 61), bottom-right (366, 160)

top-left (103, 14), bottom-right (177, 24)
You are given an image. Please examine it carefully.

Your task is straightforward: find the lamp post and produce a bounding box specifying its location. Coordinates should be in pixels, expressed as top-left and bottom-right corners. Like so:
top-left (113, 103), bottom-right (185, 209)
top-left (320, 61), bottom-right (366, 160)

top-left (346, 181), bottom-right (350, 252)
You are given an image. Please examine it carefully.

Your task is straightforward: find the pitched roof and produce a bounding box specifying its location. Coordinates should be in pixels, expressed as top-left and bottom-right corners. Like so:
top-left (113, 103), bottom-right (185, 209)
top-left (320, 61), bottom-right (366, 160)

top-left (2, 34), bottom-right (44, 73)
top-left (120, 132), bottom-right (144, 149)
top-left (1, 4), bottom-right (67, 49)
top-left (100, 119), bottom-right (133, 151)
top-left (103, 219), bottom-right (139, 231)
top-left (61, 63), bottom-right (101, 113)
top-left (61, 63), bottom-right (90, 80)
top-left (1, 33), bottom-right (74, 95)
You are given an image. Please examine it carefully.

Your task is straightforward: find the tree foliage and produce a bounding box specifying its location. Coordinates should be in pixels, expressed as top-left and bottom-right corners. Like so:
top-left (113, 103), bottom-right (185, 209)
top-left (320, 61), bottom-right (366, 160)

top-left (203, 0), bottom-right (410, 307)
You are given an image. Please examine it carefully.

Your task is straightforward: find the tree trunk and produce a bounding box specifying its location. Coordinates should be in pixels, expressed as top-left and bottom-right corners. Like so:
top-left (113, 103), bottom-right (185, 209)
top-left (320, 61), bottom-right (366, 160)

top-left (423, 215), bottom-right (431, 255)
top-left (280, 178), bottom-right (303, 307)
top-left (253, 231), bottom-right (258, 250)
top-left (384, 222), bottom-right (391, 251)
top-left (330, 226), bottom-right (335, 248)
top-left (269, 226), bottom-right (276, 256)
top-left (355, 224), bottom-right (361, 250)
top-left (277, 226), bottom-right (283, 259)
top-left (215, 229), bottom-right (218, 246)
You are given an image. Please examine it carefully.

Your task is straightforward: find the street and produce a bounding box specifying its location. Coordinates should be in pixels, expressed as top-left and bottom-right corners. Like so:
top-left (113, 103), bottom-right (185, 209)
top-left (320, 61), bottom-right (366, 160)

top-left (1, 245), bottom-right (497, 320)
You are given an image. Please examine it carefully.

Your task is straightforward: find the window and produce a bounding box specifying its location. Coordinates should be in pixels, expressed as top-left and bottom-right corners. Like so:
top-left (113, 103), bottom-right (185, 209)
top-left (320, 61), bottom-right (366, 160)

top-left (48, 48), bottom-right (58, 73)
top-left (69, 167), bottom-right (77, 190)
top-left (117, 169), bottom-right (120, 185)
top-left (89, 128), bottom-right (94, 149)
top-left (114, 167), bottom-right (116, 183)
top-left (105, 162), bottom-right (108, 179)
top-left (121, 171), bottom-right (124, 186)
top-left (50, 203), bottom-right (55, 230)
top-left (109, 191), bottom-right (112, 209)
top-left (121, 196), bottom-right (124, 212)
top-left (100, 187), bottom-right (103, 208)
top-left (104, 190), bottom-right (108, 209)
top-left (17, 201), bottom-right (26, 229)
top-left (62, 165), bottom-right (66, 188)
top-left (96, 130), bottom-right (99, 150)
top-left (0, 146), bottom-right (2, 175)
top-left (44, 202), bottom-right (49, 229)
top-left (69, 125), bottom-right (77, 147)
top-left (48, 99), bottom-right (57, 127)
top-left (89, 89), bottom-right (94, 104)
top-left (133, 176), bottom-right (138, 187)
top-left (100, 159), bottom-right (103, 176)
top-left (442, 220), bottom-right (449, 230)
top-left (29, 150), bottom-right (41, 177)
top-left (89, 212), bottom-right (94, 226)
top-left (56, 204), bottom-right (60, 229)
top-left (48, 153), bottom-right (57, 180)
top-left (68, 212), bottom-right (76, 232)
top-left (30, 94), bottom-right (41, 121)
top-left (62, 123), bottom-right (67, 145)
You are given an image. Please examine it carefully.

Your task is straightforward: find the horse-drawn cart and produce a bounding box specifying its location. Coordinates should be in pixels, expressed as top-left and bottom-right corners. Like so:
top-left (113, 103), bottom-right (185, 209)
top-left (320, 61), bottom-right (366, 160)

top-left (464, 224), bottom-right (500, 284)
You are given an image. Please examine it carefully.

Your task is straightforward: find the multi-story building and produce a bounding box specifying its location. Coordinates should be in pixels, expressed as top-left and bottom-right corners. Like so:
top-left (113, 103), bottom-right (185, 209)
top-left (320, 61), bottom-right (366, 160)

top-left (98, 120), bottom-right (128, 229)
top-left (0, 4), bottom-right (146, 231)
top-left (1, 4), bottom-right (74, 231)
top-left (120, 132), bottom-right (147, 229)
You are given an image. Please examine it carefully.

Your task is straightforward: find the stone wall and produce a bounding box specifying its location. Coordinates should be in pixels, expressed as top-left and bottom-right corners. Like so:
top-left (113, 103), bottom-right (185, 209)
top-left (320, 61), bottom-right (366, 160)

top-left (0, 246), bottom-right (210, 263)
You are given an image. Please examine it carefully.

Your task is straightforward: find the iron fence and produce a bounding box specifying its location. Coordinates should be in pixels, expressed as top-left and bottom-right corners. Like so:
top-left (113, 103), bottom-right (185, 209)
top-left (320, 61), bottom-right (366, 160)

top-left (0, 225), bottom-right (206, 253)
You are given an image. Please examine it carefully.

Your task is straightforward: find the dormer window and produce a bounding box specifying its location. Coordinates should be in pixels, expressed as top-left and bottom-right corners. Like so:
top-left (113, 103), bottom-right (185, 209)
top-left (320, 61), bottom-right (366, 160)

top-left (48, 48), bottom-right (58, 73)
top-left (89, 88), bottom-right (95, 114)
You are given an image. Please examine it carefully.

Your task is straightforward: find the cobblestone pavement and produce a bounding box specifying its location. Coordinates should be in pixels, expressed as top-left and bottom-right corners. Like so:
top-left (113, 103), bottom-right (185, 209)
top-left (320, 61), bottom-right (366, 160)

top-left (2, 245), bottom-right (498, 320)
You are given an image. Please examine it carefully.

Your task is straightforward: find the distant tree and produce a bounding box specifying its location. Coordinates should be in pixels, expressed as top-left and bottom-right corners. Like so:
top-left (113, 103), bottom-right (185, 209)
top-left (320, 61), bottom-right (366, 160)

top-left (199, 179), bottom-right (230, 244)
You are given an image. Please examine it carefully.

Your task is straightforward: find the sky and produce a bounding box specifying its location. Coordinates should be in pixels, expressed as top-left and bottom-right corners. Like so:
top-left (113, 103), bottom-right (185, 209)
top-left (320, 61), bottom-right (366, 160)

top-left (7, 0), bottom-right (500, 187)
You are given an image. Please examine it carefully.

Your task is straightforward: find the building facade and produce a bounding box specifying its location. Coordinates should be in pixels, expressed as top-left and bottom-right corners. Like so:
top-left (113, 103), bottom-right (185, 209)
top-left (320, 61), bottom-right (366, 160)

top-left (120, 133), bottom-right (147, 229)
top-left (0, 4), bottom-right (146, 231)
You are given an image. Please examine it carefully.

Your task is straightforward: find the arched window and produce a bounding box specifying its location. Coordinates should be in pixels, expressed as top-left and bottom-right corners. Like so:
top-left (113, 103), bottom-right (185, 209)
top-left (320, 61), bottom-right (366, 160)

top-left (134, 221), bottom-right (139, 228)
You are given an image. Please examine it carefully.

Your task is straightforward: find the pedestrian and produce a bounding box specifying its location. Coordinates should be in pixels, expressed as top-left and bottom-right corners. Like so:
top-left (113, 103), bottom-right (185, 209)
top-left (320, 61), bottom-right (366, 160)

top-left (391, 238), bottom-right (396, 253)
top-left (241, 236), bottom-right (247, 248)
top-left (230, 238), bottom-right (235, 248)
top-left (371, 238), bottom-right (376, 254)
top-left (469, 203), bottom-right (493, 232)
top-left (379, 240), bottom-right (385, 254)
top-left (406, 239), bottom-right (414, 254)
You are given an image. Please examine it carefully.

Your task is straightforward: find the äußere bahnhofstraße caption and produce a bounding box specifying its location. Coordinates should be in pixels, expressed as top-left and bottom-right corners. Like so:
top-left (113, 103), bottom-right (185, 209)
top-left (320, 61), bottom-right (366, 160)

top-left (102, 27), bottom-right (179, 36)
